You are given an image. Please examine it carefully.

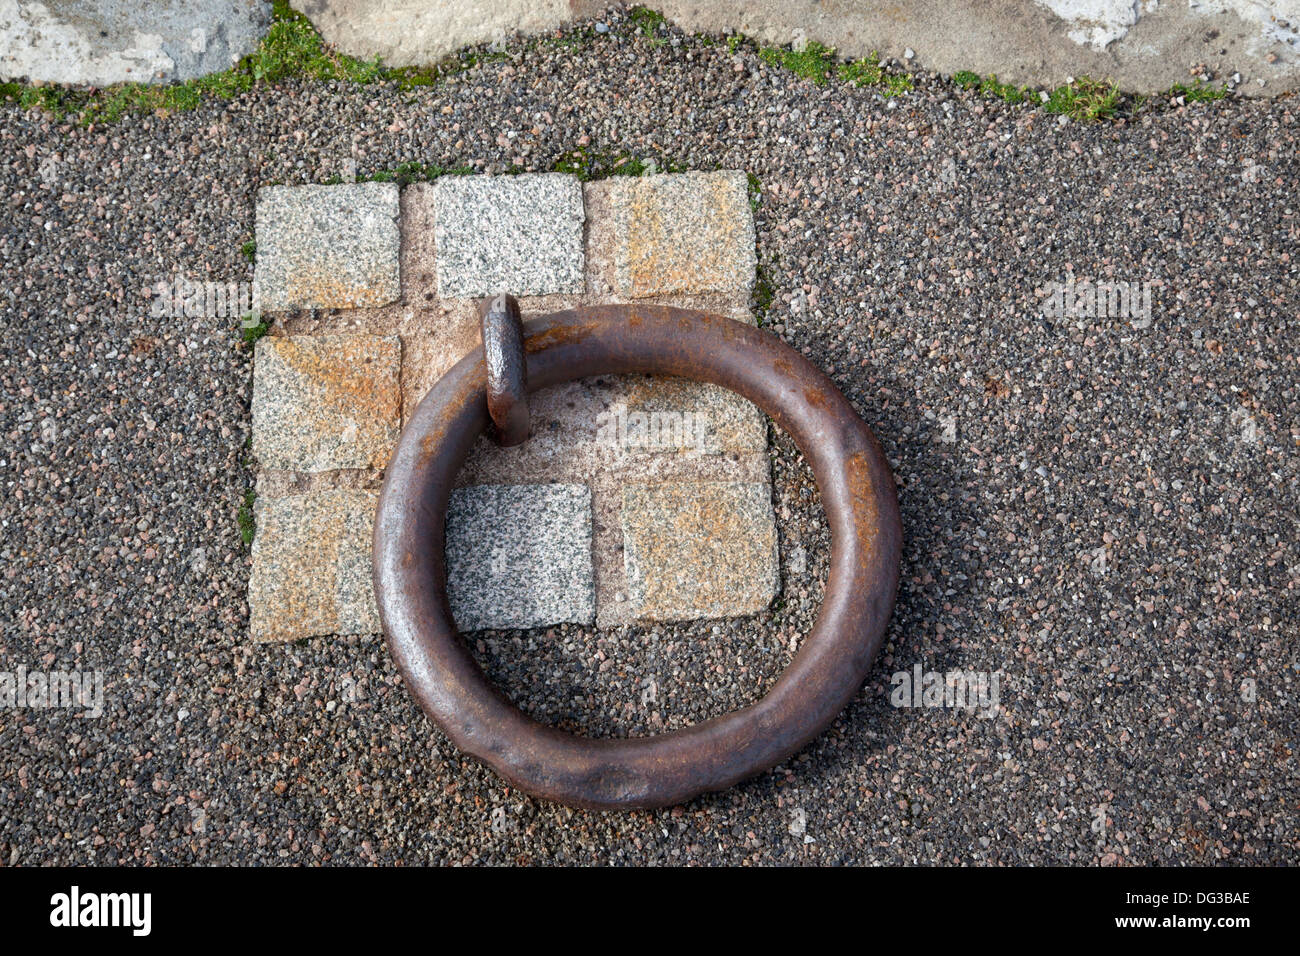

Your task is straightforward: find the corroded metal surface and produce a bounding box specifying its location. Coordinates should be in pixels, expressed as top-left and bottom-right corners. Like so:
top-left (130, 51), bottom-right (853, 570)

top-left (476, 293), bottom-right (530, 446)
top-left (373, 305), bottom-right (902, 809)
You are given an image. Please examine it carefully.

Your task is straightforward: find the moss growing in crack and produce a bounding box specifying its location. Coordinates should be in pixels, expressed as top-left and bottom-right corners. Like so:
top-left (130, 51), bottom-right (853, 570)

top-left (881, 74), bottom-right (914, 96)
top-left (758, 40), bottom-right (838, 86)
top-left (752, 261), bottom-right (777, 324)
top-left (841, 52), bottom-right (913, 96)
top-left (746, 172), bottom-right (762, 214)
top-left (384, 46), bottom-right (510, 89)
top-left (240, 240), bottom-right (257, 263)
top-left (237, 488), bottom-right (257, 547)
top-left (755, 43), bottom-right (912, 95)
top-left (551, 148), bottom-right (684, 181)
top-left (630, 6), bottom-right (669, 45)
top-left (954, 70), bottom-right (1139, 121)
top-left (978, 75), bottom-right (1032, 104)
top-left (2, 84), bottom-right (99, 122)
top-left (1166, 79), bottom-right (1228, 103)
top-left (359, 161), bottom-right (474, 187)
top-left (769, 594), bottom-right (788, 625)
top-left (540, 26), bottom-right (602, 50)
top-left (316, 160), bottom-right (473, 186)
top-left (955, 70), bottom-right (1134, 121)
top-left (240, 314), bottom-right (270, 348)
top-left (385, 65), bottom-right (440, 89)
top-left (840, 54), bottom-right (881, 86)
top-left (1044, 76), bottom-right (1121, 122)
top-left (953, 70), bottom-right (1034, 105)
top-left (247, 1), bottom-right (383, 84)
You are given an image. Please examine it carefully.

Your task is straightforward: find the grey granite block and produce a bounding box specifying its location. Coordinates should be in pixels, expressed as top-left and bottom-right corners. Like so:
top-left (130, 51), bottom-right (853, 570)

top-left (446, 483), bottom-right (596, 630)
top-left (433, 173), bottom-right (585, 297)
top-left (254, 182), bottom-right (401, 311)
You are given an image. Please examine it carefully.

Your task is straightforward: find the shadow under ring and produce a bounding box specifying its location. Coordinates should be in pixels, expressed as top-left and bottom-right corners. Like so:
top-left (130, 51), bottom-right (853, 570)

top-left (373, 305), bottom-right (902, 810)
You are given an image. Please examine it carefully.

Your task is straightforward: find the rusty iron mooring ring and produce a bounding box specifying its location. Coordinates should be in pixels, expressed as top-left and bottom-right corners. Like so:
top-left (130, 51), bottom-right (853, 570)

top-left (373, 305), bottom-right (902, 810)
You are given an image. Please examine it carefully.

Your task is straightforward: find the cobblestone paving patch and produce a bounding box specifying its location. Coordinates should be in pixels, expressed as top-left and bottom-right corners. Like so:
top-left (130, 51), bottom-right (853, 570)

top-left (249, 171), bottom-right (770, 639)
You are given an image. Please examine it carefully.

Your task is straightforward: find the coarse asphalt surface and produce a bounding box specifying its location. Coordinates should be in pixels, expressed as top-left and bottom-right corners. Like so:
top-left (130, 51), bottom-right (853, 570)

top-left (1, 11), bottom-right (1296, 864)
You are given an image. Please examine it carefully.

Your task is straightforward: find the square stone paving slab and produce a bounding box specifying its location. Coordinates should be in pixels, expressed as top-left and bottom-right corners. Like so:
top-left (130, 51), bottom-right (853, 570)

top-left (446, 484), bottom-right (596, 631)
top-left (621, 481), bottom-right (778, 622)
top-left (589, 171), bottom-right (756, 298)
top-left (432, 173), bottom-right (585, 298)
top-left (252, 334), bottom-right (400, 473)
top-left (248, 489), bottom-right (379, 642)
top-left (254, 182), bottom-right (401, 311)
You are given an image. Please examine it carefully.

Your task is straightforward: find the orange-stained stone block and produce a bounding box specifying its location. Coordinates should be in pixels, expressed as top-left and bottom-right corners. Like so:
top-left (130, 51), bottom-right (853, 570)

top-left (597, 171), bottom-right (756, 298)
top-left (252, 335), bottom-right (400, 472)
top-left (248, 489), bottom-right (379, 641)
top-left (620, 481), bottom-right (778, 621)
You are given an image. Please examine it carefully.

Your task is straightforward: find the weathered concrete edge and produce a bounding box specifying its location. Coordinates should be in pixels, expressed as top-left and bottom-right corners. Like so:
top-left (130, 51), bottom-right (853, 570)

top-left (294, 0), bottom-right (1300, 97)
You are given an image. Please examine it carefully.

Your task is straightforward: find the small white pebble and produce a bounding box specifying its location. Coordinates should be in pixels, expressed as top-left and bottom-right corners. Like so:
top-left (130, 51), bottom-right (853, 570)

top-left (789, 807), bottom-right (807, 836)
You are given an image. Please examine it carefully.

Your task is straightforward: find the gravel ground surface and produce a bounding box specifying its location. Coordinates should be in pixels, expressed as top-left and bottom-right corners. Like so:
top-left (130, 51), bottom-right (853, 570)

top-left (1, 10), bottom-right (1296, 865)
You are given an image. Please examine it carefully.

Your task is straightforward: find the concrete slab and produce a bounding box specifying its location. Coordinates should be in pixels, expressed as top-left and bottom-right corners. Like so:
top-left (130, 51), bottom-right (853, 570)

top-left (294, 0), bottom-right (573, 71)
top-left (0, 0), bottom-right (271, 85)
top-left (294, 1), bottom-right (1300, 95)
top-left (3, 1), bottom-right (1296, 94)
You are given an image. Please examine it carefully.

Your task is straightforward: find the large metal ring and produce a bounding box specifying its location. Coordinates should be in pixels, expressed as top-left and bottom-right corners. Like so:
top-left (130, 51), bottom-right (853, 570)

top-left (373, 305), bottom-right (902, 810)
